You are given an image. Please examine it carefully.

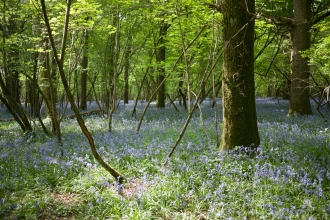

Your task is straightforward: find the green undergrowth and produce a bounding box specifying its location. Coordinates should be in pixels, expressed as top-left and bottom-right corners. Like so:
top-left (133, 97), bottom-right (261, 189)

top-left (0, 99), bottom-right (330, 219)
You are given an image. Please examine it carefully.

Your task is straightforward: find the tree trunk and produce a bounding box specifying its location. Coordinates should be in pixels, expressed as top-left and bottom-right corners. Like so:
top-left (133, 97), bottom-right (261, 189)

top-left (288, 0), bottom-right (313, 116)
top-left (0, 75), bottom-right (32, 131)
top-left (124, 36), bottom-right (131, 104)
top-left (80, 30), bottom-right (88, 110)
top-left (220, 0), bottom-right (260, 151)
top-left (39, 49), bottom-right (52, 117)
top-left (103, 21), bottom-right (116, 113)
top-left (6, 50), bottom-right (20, 103)
top-left (44, 37), bottom-right (63, 152)
top-left (178, 75), bottom-right (187, 110)
top-left (156, 21), bottom-right (168, 108)
top-left (109, 5), bottom-right (120, 132)
top-left (31, 52), bottom-right (41, 116)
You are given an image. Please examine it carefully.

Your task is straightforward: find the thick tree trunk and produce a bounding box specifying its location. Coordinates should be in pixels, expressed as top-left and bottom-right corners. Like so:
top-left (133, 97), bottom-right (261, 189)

top-left (220, 0), bottom-right (260, 151)
top-left (156, 21), bottom-right (168, 108)
top-left (80, 30), bottom-right (88, 110)
top-left (288, 0), bottom-right (313, 116)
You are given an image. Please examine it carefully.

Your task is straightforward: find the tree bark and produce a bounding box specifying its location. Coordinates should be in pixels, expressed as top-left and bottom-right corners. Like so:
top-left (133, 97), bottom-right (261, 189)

top-left (0, 75), bottom-right (32, 131)
top-left (6, 50), bottom-right (20, 102)
top-left (39, 47), bottom-right (52, 117)
top-left (156, 21), bottom-right (168, 108)
top-left (80, 30), bottom-right (88, 110)
top-left (108, 4), bottom-right (120, 132)
top-left (104, 15), bottom-right (117, 113)
top-left (178, 74), bottom-right (187, 110)
top-left (124, 36), bottom-right (131, 104)
top-left (288, 0), bottom-right (313, 116)
top-left (220, 0), bottom-right (260, 150)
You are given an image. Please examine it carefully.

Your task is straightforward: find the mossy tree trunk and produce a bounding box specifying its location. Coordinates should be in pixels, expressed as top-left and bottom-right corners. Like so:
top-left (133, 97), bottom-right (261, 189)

top-left (288, 0), bottom-right (313, 116)
top-left (220, 0), bottom-right (260, 150)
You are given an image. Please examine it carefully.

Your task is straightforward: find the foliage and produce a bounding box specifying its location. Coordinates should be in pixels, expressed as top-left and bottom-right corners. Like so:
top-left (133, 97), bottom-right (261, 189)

top-left (307, 17), bottom-right (330, 77)
top-left (0, 0), bottom-right (329, 109)
top-left (1, 99), bottom-right (330, 219)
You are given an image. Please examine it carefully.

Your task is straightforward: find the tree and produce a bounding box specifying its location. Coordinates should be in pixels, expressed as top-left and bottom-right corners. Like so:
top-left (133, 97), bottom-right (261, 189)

top-left (156, 21), bottom-right (169, 108)
top-left (0, 0), bottom-right (32, 132)
top-left (256, 0), bottom-right (330, 115)
top-left (80, 30), bottom-right (88, 110)
top-left (207, 0), bottom-right (260, 150)
top-left (288, 0), bottom-right (313, 115)
top-left (39, 39), bottom-right (52, 118)
top-left (123, 35), bottom-right (131, 104)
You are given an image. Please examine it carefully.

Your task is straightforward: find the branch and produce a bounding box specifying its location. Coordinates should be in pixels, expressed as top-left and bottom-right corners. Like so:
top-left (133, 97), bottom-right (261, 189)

top-left (204, 2), bottom-right (221, 13)
top-left (256, 13), bottom-right (294, 28)
top-left (312, 10), bottom-right (330, 25)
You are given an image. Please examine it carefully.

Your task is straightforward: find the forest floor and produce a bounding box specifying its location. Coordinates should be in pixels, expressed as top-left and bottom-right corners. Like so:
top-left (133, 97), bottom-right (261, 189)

top-left (0, 98), bottom-right (330, 219)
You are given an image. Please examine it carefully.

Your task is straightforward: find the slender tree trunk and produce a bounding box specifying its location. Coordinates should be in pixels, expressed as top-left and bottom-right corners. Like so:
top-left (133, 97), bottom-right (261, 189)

top-left (6, 50), bottom-right (20, 103)
top-left (156, 21), bottom-right (168, 108)
top-left (0, 94), bottom-right (25, 130)
top-left (109, 4), bottom-right (120, 132)
top-left (45, 37), bottom-right (63, 154)
top-left (131, 67), bottom-right (150, 117)
top-left (80, 30), bottom-right (88, 110)
top-left (178, 75), bottom-right (187, 110)
top-left (1, 0), bottom-right (31, 131)
top-left (41, 0), bottom-right (125, 183)
top-left (39, 46), bottom-right (52, 117)
top-left (103, 16), bottom-right (117, 113)
top-left (220, 0), bottom-right (260, 151)
top-left (124, 36), bottom-right (131, 104)
top-left (31, 52), bottom-right (41, 116)
top-left (288, 0), bottom-right (313, 116)
top-left (0, 75), bottom-right (32, 131)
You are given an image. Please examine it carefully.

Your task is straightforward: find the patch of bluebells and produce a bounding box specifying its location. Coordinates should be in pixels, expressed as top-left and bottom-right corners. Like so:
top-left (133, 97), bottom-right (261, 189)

top-left (0, 99), bottom-right (330, 219)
